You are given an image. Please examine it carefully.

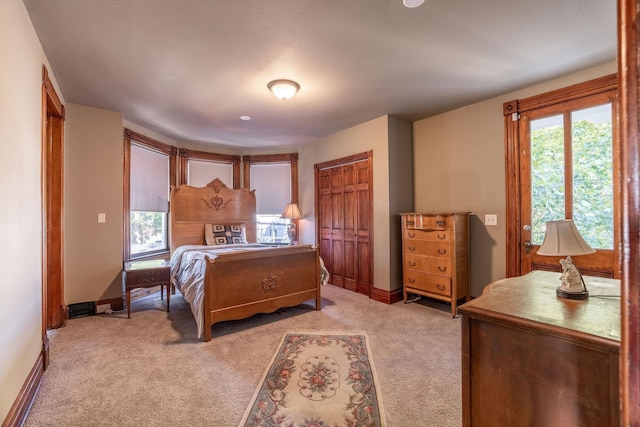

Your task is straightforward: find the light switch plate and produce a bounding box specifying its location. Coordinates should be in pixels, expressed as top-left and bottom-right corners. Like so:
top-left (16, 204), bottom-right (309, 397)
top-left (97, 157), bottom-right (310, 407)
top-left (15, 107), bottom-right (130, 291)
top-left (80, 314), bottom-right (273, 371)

top-left (484, 214), bottom-right (497, 226)
top-left (98, 213), bottom-right (106, 223)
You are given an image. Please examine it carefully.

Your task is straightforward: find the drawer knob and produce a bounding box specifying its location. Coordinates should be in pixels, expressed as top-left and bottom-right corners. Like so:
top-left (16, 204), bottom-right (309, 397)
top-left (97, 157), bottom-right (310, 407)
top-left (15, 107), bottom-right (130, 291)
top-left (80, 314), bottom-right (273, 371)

top-left (436, 220), bottom-right (446, 226)
top-left (437, 284), bottom-right (446, 291)
top-left (438, 266), bottom-right (447, 272)
top-left (408, 278), bottom-right (415, 284)
top-left (409, 246), bottom-right (416, 252)
top-left (438, 249), bottom-right (447, 255)
top-left (409, 261), bottom-right (416, 267)
top-left (437, 233), bottom-right (446, 240)
top-left (408, 232), bottom-right (416, 238)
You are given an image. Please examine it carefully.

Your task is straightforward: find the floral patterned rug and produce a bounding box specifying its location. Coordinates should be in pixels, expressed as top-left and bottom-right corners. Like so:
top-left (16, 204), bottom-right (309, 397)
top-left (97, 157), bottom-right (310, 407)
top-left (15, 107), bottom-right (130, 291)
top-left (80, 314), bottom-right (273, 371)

top-left (239, 331), bottom-right (386, 427)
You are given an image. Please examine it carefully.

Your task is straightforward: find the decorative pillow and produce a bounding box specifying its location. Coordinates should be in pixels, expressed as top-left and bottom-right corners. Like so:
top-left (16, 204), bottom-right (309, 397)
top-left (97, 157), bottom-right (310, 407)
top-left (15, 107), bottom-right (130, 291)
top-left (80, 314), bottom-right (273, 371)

top-left (205, 224), bottom-right (247, 245)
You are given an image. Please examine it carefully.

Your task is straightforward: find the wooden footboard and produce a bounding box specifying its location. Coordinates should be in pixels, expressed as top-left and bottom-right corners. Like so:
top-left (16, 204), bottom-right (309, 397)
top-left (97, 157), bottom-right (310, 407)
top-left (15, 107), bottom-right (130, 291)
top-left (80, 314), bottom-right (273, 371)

top-left (202, 245), bottom-right (321, 341)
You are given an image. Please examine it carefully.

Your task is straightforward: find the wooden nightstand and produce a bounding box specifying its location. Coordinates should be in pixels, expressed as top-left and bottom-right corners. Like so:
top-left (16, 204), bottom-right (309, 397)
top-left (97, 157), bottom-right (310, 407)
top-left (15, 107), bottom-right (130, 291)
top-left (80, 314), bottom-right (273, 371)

top-left (123, 259), bottom-right (171, 318)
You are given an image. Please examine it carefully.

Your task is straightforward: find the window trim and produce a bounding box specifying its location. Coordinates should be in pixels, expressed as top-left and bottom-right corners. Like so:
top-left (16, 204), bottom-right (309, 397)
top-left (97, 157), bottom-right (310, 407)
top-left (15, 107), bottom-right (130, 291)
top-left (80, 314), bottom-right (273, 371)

top-left (177, 148), bottom-right (241, 188)
top-left (123, 129), bottom-right (177, 261)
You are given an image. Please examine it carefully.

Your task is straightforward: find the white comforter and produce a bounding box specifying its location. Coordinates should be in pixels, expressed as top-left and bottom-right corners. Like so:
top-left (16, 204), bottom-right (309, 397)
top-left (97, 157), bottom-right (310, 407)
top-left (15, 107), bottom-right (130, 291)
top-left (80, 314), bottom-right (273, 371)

top-left (170, 244), bottom-right (275, 338)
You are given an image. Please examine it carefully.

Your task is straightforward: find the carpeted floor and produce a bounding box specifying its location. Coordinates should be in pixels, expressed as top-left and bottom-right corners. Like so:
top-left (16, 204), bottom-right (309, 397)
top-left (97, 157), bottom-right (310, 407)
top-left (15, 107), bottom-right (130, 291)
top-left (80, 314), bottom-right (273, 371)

top-left (24, 285), bottom-right (462, 427)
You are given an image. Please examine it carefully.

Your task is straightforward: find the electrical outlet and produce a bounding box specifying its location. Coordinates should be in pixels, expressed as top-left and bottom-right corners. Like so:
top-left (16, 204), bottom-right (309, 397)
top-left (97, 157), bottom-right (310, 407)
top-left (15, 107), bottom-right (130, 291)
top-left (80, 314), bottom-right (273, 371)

top-left (484, 214), bottom-right (498, 226)
top-left (96, 303), bottom-right (111, 314)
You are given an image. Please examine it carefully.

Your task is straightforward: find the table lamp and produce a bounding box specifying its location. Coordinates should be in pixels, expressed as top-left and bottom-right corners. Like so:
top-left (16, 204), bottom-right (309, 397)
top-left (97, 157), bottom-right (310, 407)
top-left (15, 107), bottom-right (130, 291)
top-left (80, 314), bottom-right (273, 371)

top-left (537, 219), bottom-right (595, 300)
top-left (281, 203), bottom-right (302, 245)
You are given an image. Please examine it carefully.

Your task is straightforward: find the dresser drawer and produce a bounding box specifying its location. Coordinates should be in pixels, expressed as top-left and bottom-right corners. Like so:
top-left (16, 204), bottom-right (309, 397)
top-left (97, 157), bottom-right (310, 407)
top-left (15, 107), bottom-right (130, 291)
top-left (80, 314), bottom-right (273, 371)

top-left (403, 214), bottom-right (452, 229)
top-left (404, 271), bottom-right (452, 297)
top-left (125, 267), bottom-right (170, 287)
top-left (403, 240), bottom-right (451, 258)
top-left (404, 254), bottom-right (452, 276)
top-left (403, 255), bottom-right (451, 277)
top-left (404, 228), bottom-right (452, 242)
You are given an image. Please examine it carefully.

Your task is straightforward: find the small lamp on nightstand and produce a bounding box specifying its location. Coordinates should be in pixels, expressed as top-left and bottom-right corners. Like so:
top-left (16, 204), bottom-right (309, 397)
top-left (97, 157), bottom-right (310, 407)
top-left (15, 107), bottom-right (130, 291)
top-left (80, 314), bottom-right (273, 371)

top-left (281, 202), bottom-right (303, 245)
top-left (537, 219), bottom-right (596, 300)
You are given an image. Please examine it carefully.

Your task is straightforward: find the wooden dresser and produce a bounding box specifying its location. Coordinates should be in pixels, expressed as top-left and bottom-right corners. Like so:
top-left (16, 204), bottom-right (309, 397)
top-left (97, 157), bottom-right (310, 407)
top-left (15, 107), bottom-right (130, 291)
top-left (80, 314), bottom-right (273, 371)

top-left (459, 271), bottom-right (620, 427)
top-left (400, 212), bottom-right (470, 317)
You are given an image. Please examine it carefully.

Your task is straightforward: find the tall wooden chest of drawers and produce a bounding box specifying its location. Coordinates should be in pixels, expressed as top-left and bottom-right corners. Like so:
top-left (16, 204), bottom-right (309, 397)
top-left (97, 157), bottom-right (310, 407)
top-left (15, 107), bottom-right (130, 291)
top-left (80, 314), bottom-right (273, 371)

top-left (400, 212), bottom-right (470, 316)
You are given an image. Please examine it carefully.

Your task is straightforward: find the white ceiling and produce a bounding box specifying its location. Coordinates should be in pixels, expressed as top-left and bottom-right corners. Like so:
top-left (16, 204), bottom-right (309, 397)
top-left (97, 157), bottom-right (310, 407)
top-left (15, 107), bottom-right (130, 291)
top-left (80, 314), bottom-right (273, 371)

top-left (23, 0), bottom-right (616, 149)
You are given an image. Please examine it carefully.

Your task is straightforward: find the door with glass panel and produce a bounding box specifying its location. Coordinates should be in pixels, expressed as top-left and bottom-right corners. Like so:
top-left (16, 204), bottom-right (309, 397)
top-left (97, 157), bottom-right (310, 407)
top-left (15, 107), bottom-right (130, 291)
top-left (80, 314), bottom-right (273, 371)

top-left (518, 90), bottom-right (619, 277)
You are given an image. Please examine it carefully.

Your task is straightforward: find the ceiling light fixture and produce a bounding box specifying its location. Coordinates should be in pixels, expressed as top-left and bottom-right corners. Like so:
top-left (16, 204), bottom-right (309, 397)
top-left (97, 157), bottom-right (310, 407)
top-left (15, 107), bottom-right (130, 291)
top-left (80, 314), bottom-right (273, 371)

top-left (403, 0), bottom-right (425, 8)
top-left (268, 79), bottom-right (300, 100)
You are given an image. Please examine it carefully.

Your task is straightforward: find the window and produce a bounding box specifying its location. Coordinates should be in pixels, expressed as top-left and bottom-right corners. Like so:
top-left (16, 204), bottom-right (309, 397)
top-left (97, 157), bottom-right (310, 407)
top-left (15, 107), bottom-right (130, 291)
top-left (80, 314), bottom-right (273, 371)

top-left (188, 159), bottom-right (233, 187)
top-left (530, 103), bottom-right (614, 248)
top-left (243, 154), bottom-right (298, 244)
top-left (123, 129), bottom-right (176, 260)
top-left (177, 148), bottom-right (240, 188)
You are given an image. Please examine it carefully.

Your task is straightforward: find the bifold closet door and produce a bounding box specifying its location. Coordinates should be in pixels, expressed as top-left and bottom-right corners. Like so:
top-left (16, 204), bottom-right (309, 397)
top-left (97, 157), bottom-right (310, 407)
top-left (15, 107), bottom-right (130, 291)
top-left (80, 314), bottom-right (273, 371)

top-left (317, 156), bottom-right (371, 297)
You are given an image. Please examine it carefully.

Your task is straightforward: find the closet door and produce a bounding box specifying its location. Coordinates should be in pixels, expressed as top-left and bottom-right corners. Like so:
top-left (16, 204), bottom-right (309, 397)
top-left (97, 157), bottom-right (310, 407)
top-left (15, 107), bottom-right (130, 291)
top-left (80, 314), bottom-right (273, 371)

top-left (316, 152), bottom-right (372, 296)
top-left (330, 167), bottom-right (346, 288)
top-left (342, 163), bottom-right (356, 291)
top-left (318, 169), bottom-right (332, 278)
top-left (353, 160), bottom-right (371, 294)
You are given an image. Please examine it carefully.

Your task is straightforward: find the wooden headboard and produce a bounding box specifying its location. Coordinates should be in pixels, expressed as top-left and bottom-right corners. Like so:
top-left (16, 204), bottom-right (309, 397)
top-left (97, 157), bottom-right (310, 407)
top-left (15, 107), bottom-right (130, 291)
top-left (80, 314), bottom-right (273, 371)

top-left (169, 178), bottom-right (257, 252)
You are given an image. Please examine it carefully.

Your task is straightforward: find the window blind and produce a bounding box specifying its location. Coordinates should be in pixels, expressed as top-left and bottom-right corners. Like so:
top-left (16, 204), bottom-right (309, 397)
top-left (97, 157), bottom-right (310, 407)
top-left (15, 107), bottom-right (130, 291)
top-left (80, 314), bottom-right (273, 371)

top-left (130, 144), bottom-right (169, 212)
top-left (188, 160), bottom-right (233, 188)
top-left (251, 163), bottom-right (291, 214)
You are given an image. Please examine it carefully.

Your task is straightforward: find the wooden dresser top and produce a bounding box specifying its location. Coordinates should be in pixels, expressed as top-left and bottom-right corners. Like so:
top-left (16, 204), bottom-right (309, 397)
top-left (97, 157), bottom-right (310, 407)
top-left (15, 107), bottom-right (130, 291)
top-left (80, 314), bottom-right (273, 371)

top-left (459, 270), bottom-right (621, 345)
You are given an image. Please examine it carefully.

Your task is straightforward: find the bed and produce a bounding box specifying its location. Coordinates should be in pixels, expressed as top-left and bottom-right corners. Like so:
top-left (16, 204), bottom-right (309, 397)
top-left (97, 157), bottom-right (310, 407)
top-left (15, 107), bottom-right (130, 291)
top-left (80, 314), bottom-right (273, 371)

top-left (169, 178), bottom-right (322, 341)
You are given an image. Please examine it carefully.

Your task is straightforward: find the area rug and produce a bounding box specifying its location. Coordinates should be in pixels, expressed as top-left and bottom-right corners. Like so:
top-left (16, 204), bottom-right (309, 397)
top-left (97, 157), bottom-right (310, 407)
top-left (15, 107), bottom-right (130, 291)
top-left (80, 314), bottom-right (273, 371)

top-left (239, 331), bottom-right (386, 427)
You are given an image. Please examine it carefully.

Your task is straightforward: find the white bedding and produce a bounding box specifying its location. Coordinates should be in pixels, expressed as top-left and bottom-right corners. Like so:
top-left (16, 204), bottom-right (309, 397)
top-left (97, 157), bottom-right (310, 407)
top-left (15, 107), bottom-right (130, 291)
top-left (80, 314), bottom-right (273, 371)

top-left (170, 244), bottom-right (329, 338)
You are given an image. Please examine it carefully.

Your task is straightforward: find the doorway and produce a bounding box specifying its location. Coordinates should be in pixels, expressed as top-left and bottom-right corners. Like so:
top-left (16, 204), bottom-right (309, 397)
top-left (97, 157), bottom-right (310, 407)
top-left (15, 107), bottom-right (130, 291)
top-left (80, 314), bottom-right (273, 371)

top-left (504, 74), bottom-right (620, 278)
top-left (41, 66), bottom-right (65, 368)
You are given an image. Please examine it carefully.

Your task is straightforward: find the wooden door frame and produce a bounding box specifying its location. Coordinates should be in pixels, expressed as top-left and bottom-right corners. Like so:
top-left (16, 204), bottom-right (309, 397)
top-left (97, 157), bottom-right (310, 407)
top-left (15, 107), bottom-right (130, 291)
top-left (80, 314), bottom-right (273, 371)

top-left (314, 151), bottom-right (374, 297)
top-left (41, 66), bottom-right (65, 368)
top-left (618, 0), bottom-right (640, 422)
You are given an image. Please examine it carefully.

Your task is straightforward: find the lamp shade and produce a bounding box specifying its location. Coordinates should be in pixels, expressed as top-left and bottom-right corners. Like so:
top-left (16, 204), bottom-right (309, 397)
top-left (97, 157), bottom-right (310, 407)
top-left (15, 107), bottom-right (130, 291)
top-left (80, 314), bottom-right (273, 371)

top-left (281, 203), bottom-right (303, 220)
top-left (537, 219), bottom-right (596, 256)
top-left (268, 79), bottom-right (300, 100)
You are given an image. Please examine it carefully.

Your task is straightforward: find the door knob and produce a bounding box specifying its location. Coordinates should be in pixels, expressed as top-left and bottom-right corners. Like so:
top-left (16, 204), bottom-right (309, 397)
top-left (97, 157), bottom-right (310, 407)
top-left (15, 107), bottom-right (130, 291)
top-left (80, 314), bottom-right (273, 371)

top-left (524, 240), bottom-right (532, 254)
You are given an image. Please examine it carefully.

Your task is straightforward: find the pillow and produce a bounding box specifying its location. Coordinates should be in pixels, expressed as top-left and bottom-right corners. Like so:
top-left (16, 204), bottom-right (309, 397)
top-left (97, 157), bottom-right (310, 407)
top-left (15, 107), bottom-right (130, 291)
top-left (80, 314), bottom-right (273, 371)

top-left (205, 224), bottom-right (248, 245)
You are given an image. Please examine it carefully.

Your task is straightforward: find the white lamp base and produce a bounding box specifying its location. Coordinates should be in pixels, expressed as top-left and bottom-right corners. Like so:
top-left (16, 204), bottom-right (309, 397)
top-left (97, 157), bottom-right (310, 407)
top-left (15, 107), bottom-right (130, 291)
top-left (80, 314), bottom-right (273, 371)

top-left (286, 223), bottom-right (296, 245)
top-left (556, 287), bottom-right (589, 300)
top-left (556, 255), bottom-right (589, 300)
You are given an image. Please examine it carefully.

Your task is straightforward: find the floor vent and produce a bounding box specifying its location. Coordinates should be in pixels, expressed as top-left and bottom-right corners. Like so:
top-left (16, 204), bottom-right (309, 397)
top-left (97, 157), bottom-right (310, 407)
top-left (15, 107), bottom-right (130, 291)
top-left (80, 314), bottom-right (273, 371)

top-left (68, 302), bottom-right (96, 319)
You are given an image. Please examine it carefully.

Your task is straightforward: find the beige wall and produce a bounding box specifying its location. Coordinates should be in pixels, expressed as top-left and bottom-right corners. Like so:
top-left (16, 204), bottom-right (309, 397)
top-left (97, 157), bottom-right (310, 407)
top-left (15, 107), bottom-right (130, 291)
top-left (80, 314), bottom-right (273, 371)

top-left (0, 0), bottom-right (63, 421)
top-left (65, 104), bottom-right (124, 304)
top-left (298, 115), bottom-right (412, 292)
top-left (413, 61), bottom-right (617, 296)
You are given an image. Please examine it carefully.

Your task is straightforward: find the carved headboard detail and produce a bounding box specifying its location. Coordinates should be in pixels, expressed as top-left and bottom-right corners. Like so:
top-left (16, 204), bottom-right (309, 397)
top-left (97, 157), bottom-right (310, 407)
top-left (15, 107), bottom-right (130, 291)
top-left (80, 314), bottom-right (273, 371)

top-left (169, 179), bottom-right (257, 252)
